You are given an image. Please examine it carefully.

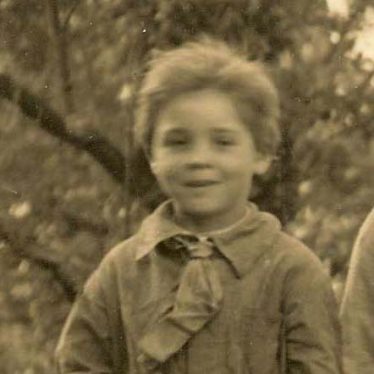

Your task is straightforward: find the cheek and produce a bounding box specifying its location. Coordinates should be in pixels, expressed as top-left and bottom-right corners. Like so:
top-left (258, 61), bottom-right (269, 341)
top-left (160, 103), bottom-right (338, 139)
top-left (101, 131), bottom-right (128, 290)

top-left (221, 154), bottom-right (254, 175)
top-left (151, 147), bottom-right (187, 175)
top-left (151, 158), bottom-right (179, 185)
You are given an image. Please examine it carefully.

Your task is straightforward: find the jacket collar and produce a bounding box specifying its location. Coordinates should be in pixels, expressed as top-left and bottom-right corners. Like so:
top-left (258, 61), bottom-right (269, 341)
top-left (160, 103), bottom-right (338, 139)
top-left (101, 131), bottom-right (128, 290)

top-left (134, 200), bottom-right (281, 278)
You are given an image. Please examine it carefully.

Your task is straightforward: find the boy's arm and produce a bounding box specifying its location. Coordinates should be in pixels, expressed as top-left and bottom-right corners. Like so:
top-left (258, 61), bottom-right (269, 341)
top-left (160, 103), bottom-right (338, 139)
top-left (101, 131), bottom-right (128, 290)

top-left (340, 209), bottom-right (374, 374)
top-left (282, 251), bottom-right (342, 374)
top-left (55, 264), bottom-right (122, 374)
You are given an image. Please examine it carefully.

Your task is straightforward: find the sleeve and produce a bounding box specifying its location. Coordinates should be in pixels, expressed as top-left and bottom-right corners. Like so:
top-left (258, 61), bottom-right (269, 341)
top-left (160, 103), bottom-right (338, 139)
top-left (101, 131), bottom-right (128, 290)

top-left (340, 208), bottom-right (374, 374)
top-left (282, 250), bottom-right (343, 374)
top-left (55, 263), bottom-right (119, 374)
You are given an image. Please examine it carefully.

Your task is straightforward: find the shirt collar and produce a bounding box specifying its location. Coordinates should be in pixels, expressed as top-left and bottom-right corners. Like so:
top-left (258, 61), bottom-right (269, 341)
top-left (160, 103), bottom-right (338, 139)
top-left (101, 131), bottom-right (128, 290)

top-left (134, 200), bottom-right (281, 278)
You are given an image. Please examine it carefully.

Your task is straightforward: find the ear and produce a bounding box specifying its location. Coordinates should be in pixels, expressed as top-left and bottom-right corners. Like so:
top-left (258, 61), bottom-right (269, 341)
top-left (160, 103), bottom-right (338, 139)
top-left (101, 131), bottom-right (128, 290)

top-left (150, 160), bottom-right (159, 175)
top-left (253, 154), bottom-right (272, 175)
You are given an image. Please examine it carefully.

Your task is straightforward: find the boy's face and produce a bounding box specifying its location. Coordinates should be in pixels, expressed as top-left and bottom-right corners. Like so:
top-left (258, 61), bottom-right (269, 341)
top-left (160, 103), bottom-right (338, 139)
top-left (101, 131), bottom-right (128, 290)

top-left (150, 89), bottom-right (270, 231)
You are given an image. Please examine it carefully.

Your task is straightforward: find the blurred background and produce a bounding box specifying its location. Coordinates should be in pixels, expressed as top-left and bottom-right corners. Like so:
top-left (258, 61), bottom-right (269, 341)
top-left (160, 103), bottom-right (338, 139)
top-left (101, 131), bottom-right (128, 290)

top-left (0, 0), bottom-right (373, 372)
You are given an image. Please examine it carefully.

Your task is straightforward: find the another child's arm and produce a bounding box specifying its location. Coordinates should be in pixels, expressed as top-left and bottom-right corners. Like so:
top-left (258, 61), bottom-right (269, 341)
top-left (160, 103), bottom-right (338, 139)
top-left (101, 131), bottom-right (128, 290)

top-left (282, 244), bottom-right (343, 374)
top-left (340, 209), bottom-right (374, 374)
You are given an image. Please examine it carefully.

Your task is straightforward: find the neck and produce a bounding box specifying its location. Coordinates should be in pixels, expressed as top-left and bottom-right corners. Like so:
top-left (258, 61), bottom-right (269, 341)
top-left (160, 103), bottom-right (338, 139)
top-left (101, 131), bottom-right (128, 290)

top-left (173, 205), bottom-right (248, 234)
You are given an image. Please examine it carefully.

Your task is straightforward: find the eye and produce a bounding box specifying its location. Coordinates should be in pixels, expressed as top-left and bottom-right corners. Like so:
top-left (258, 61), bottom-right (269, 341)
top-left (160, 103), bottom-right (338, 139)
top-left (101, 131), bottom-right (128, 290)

top-left (213, 134), bottom-right (237, 146)
top-left (163, 132), bottom-right (190, 147)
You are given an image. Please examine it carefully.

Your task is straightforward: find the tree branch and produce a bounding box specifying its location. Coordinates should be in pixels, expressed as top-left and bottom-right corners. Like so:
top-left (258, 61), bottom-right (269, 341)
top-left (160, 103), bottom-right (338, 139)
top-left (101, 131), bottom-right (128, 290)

top-left (0, 222), bottom-right (77, 301)
top-left (0, 73), bottom-right (127, 184)
top-left (44, 0), bottom-right (74, 113)
top-left (62, 0), bottom-right (80, 30)
top-left (61, 209), bottom-right (109, 235)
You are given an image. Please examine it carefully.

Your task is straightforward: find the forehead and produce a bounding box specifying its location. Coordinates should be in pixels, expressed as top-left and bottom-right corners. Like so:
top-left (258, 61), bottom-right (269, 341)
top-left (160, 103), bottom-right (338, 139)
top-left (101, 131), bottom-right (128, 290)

top-left (156, 89), bottom-right (246, 131)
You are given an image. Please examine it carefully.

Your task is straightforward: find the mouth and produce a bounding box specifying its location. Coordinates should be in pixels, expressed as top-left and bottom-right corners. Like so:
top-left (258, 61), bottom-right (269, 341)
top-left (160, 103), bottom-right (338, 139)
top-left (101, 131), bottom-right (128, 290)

top-left (183, 180), bottom-right (219, 187)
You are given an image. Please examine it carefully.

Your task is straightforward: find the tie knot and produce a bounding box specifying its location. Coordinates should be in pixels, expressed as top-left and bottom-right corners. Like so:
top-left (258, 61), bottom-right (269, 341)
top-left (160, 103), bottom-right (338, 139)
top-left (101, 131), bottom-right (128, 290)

top-left (171, 235), bottom-right (215, 259)
top-left (189, 236), bottom-right (215, 258)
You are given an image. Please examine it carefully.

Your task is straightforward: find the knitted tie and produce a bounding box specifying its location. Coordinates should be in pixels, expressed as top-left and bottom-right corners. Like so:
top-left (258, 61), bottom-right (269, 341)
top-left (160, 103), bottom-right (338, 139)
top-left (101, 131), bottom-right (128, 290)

top-left (138, 235), bottom-right (224, 372)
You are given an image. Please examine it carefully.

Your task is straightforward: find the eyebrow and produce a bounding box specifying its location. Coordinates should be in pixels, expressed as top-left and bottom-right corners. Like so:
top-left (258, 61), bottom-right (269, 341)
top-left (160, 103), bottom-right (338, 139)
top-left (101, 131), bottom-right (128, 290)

top-left (211, 127), bottom-right (238, 133)
top-left (164, 126), bottom-right (239, 133)
top-left (162, 127), bottom-right (189, 135)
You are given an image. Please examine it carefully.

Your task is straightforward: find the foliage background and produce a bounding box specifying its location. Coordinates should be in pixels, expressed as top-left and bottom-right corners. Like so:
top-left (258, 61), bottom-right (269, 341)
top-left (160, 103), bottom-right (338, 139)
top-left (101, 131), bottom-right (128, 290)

top-left (0, 0), bottom-right (373, 372)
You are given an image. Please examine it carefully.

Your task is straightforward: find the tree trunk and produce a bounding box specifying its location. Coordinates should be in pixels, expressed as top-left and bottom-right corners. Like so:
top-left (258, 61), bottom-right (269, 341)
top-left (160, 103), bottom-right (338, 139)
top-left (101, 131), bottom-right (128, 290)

top-left (279, 122), bottom-right (297, 225)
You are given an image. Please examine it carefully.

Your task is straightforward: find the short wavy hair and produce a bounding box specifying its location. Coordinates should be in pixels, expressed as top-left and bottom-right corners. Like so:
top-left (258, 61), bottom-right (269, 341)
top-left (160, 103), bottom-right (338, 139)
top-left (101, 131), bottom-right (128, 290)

top-left (134, 37), bottom-right (280, 157)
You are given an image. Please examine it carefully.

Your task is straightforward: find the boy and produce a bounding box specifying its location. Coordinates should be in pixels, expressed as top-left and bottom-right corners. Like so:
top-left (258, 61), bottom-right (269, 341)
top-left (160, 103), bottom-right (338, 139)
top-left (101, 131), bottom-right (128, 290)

top-left (340, 207), bottom-right (374, 374)
top-left (56, 39), bottom-right (342, 374)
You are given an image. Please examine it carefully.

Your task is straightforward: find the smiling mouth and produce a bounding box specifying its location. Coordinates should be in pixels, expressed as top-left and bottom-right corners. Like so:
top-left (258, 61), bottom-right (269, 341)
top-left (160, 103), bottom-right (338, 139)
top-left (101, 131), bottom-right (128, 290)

top-left (184, 180), bottom-right (219, 187)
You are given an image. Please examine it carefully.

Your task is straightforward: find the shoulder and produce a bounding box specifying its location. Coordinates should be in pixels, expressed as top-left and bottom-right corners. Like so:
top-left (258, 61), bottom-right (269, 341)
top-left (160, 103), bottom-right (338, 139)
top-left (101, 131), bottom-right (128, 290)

top-left (105, 235), bottom-right (139, 266)
top-left (249, 208), bottom-right (323, 271)
top-left (249, 209), bottom-right (325, 278)
top-left (271, 231), bottom-right (328, 287)
top-left (83, 234), bottom-right (142, 297)
top-left (275, 231), bottom-right (323, 268)
top-left (271, 232), bottom-right (337, 312)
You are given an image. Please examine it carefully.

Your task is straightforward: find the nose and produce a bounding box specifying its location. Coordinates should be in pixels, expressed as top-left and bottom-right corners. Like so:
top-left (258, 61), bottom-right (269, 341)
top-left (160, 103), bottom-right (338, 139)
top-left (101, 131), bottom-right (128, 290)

top-left (185, 140), bottom-right (213, 169)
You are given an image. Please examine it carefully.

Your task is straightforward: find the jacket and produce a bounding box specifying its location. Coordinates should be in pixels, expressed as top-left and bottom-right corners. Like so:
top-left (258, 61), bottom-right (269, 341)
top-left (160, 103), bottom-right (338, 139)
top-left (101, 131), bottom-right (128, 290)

top-left (56, 201), bottom-right (342, 374)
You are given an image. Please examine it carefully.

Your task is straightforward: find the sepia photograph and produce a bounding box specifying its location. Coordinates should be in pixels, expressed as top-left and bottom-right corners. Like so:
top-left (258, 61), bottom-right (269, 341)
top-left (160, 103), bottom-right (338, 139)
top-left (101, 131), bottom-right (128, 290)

top-left (0, 0), bottom-right (373, 373)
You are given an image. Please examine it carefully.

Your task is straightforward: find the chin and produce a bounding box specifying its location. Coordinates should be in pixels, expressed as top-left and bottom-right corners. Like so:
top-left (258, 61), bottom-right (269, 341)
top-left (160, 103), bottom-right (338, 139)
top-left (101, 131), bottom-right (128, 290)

top-left (181, 203), bottom-right (223, 218)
